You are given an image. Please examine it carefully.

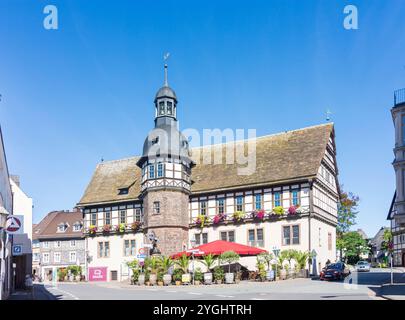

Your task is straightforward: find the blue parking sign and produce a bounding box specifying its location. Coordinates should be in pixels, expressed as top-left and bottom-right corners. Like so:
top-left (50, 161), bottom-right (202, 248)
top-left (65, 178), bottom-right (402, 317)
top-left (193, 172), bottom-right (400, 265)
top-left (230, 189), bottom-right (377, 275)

top-left (12, 245), bottom-right (22, 256)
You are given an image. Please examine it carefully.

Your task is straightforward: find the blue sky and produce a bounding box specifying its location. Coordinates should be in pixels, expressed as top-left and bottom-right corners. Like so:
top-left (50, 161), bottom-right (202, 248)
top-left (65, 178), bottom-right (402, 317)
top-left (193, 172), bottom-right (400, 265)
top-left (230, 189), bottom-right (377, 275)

top-left (0, 0), bottom-right (404, 237)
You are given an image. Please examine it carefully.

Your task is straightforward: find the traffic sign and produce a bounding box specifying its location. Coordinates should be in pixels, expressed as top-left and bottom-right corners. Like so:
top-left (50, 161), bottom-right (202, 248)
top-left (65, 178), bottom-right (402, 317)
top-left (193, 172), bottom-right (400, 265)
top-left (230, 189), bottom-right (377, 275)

top-left (12, 244), bottom-right (23, 256)
top-left (137, 254), bottom-right (146, 259)
top-left (5, 215), bottom-right (23, 234)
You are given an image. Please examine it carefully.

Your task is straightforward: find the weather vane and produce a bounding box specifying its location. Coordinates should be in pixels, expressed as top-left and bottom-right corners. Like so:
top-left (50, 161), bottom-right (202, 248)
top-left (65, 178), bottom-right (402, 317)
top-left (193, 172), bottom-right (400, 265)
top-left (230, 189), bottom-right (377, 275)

top-left (163, 52), bottom-right (170, 62)
top-left (326, 109), bottom-right (332, 122)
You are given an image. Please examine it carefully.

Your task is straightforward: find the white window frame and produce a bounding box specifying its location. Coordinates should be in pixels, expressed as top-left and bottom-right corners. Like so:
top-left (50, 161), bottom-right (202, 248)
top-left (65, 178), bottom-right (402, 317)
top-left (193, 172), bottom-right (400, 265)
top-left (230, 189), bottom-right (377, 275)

top-left (55, 241), bottom-right (61, 248)
top-left (70, 240), bottom-right (76, 247)
top-left (43, 253), bottom-right (50, 263)
top-left (69, 251), bottom-right (77, 263)
top-left (54, 252), bottom-right (61, 263)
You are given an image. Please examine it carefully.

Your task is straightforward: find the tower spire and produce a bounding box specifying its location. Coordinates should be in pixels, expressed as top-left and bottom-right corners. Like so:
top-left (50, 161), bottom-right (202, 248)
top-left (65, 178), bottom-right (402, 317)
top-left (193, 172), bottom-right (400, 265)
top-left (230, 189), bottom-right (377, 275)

top-left (163, 52), bottom-right (170, 87)
top-left (164, 64), bottom-right (168, 87)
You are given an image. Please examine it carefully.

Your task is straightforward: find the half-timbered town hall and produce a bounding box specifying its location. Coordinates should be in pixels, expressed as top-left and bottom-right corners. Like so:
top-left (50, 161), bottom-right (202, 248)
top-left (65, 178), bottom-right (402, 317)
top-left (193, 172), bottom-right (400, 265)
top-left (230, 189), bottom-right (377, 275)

top-left (77, 65), bottom-right (340, 282)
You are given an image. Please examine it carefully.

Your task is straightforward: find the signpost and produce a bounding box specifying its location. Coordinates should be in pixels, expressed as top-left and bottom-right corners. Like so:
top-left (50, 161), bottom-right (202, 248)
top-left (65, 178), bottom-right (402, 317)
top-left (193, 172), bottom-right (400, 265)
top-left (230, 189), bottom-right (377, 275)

top-left (272, 246), bottom-right (280, 281)
top-left (5, 215), bottom-right (24, 234)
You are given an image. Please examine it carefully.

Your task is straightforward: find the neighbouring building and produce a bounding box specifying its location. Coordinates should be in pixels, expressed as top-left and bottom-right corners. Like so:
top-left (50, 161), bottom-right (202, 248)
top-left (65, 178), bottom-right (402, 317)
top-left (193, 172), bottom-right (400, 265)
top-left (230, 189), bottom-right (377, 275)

top-left (33, 210), bottom-right (85, 281)
top-left (77, 64), bottom-right (340, 281)
top-left (389, 88), bottom-right (405, 267)
top-left (369, 226), bottom-right (390, 266)
top-left (0, 126), bottom-right (13, 300)
top-left (10, 175), bottom-right (33, 289)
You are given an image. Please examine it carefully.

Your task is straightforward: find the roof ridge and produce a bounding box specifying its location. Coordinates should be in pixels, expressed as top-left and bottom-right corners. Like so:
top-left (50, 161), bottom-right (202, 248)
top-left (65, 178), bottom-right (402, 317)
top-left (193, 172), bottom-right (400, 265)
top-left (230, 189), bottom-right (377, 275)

top-left (97, 156), bottom-right (140, 166)
top-left (190, 122), bottom-right (333, 150)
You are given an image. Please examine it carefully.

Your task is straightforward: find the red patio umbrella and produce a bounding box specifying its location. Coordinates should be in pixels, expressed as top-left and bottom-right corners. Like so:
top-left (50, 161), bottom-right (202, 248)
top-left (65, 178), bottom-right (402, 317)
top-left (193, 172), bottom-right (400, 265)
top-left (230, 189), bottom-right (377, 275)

top-left (171, 240), bottom-right (267, 259)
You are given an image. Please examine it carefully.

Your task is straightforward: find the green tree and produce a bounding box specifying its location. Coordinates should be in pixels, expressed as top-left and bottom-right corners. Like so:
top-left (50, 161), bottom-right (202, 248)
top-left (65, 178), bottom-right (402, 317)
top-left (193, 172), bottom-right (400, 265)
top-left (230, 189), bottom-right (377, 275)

top-left (339, 231), bottom-right (369, 264)
top-left (337, 188), bottom-right (360, 258)
top-left (220, 251), bottom-right (240, 273)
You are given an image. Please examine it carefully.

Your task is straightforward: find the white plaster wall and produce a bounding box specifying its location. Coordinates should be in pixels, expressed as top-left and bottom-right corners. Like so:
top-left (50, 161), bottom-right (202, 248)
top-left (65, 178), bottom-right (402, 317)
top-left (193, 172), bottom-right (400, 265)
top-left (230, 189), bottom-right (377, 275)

top-left (87, 233), bottom-right (144, 281)
top-left (10, 179), bottom-right (33, 240)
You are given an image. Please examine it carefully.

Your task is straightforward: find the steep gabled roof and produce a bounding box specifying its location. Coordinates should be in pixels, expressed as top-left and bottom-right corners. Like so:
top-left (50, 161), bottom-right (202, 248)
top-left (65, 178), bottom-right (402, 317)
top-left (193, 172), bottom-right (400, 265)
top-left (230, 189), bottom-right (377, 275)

top-left (77, 123), bottom-right (334, 206)
top-left (34, 210), bottom-right (83, 240)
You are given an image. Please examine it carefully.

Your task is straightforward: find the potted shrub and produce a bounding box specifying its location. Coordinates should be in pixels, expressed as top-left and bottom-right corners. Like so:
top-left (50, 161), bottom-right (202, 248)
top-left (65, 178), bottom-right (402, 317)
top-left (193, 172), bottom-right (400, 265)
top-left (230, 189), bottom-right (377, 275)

top-left (102, 224), bottom-right (112, 234)
top-left (252, 209), bottom-right (265, 221)
top-left (116, 223), bottom-right (126, 233)
top-left (280, 264), bottom-right (289, 280)
top-left (127, 259), bottom-right (140, 284)
top-left (235, 271), bottom-right (242, 284)
top-left (195, 215), bottom-right (209, 228)
top-left (220, 251), bottom-right (239, 284)
top-left (213, 213), bottom-right (226, 225)
top-left (172, 268), bottom-right (183, 286)
top-left (194, 268), bottom-right (203, 285)
top-left (232, 211), bottom-right (245, 223)
top-left (88, 225), bottom-right (97, 235)
top-left (144, 270), bottom-right (151, 286)
top-left (273, 206), bottom-right (284, 216)
top-left (131, 221), bottom-right (141, 232)
top-left (288, 205), bottom-right (298, 216)
top-left (157, 271), bottom-right (164, 286)
top-left (58, 269), bottom-right (66, 282)
top-left (256, 257), bottom-right (266, 282)
top-left (159, 256), bottom-right (174, 286)
top-left (214, 266), bottom-right (224, 284)
top-left (202, 254), bottom-right (215, 284)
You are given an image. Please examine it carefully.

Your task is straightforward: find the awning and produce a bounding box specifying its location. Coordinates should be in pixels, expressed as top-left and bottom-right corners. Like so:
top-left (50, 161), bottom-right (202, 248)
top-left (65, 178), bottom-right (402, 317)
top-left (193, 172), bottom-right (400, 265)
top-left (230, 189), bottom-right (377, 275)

top-left (171, 240), bottom-right (267, 258)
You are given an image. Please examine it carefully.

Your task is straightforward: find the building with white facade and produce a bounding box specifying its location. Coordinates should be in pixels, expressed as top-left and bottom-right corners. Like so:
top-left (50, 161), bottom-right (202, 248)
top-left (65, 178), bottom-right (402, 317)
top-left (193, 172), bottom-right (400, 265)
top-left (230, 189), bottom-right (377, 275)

top-left (388, 88), bottom-right (405, 267)
top-left (77, 65), bottom-right (340, 281)
top-left (0, 125), bottom-right (13, 299)
top-left (10, 176), bottom-right (33, 288)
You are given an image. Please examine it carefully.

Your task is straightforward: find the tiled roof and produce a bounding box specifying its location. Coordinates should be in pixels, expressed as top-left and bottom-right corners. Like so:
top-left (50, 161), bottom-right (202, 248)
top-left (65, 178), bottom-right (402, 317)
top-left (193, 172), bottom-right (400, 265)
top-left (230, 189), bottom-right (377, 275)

top-left (34, 210), bottom-right (83, 240)
top-left (78, 123), bottom-right (334, 206)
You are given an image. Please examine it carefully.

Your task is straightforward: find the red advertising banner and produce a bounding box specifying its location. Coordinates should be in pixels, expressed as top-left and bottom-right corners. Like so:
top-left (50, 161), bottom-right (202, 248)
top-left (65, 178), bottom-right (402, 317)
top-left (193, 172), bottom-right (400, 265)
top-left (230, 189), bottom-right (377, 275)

top-left (88, 267), bottom-right (107, 282)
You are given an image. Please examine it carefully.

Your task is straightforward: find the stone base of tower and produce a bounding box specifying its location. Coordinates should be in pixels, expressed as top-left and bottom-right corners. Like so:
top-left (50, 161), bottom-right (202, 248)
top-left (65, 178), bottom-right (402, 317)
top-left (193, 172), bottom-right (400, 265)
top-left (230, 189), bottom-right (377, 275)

top-left (142, 189), bottom-right (190, 256)
top-left (147, 227), bottom-right (189, 256)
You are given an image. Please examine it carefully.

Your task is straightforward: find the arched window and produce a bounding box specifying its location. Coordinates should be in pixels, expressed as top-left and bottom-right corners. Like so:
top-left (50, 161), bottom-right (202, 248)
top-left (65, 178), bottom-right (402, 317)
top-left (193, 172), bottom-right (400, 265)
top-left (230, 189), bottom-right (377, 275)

top-left (167, 101), bottom-right (173, 115)
top-left (158, 101), bottom-right (165, 115)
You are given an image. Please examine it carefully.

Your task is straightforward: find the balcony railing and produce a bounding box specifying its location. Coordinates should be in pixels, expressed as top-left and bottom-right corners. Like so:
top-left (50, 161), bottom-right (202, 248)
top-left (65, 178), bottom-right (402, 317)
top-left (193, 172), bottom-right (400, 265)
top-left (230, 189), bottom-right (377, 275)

top-left (394, 88), bottom-right (405, 106)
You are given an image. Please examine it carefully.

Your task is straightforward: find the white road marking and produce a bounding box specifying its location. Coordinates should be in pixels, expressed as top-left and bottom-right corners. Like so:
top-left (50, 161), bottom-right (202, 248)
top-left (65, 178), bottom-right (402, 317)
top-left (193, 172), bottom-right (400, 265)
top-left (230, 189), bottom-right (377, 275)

top-left (188, 292), bottom-right (202, 295)
top-left (216, 294), bottom-right (234, 298)
top-left (47, 285), bottom-right (80, 300)
top-left (166, 290), bottom-right (178, 293)
top-left (250, 298), bottom-right (265, 300)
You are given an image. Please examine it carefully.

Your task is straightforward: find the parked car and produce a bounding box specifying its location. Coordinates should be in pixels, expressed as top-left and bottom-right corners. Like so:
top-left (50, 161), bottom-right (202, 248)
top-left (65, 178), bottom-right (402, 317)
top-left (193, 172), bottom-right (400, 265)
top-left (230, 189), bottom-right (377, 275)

top-left (355, 261), bottom-right (371, 272)
top-left (320, 262), bottom-right (351, 281)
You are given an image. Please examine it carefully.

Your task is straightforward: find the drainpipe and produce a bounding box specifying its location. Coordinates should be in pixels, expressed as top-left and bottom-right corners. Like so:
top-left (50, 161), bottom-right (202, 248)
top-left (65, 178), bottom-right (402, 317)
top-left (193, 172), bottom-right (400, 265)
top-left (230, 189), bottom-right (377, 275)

top-left (308, 179), bottom-right (314, 275)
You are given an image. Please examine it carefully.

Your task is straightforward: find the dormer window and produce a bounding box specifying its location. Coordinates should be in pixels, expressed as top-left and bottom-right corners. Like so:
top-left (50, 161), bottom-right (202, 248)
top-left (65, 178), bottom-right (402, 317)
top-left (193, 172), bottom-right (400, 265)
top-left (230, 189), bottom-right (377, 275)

top-left (118, 188), bottom-right (129, 195)
top-left (73, 223), bottom-right (82, 232)
top-left (57, 223), bottom-right (67, 233)
top-left (152, 137), bottom-right (159, 145)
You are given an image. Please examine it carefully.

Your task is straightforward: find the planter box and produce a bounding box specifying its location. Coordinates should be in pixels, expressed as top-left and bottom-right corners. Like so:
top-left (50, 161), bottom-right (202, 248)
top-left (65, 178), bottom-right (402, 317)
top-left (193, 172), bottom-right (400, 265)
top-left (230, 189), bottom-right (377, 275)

top-left (182, 273), bottom-right (191, 284)
top-left (163, 274), bottom-right (172, 286)
top-left (204, 273), bottom-right (213, 285)
top-left (297, 269), bottom-right (309, 278)
top-left (225, 273), bottom-right (234, 284)
top-left (266, 270), bottom-right (275, 281)
top-left (280, 270), bottom-right (287, 280)
top-left (138, 274), bottom-right (145, 285)
top-left (149, 274), bottom-right (157, 286)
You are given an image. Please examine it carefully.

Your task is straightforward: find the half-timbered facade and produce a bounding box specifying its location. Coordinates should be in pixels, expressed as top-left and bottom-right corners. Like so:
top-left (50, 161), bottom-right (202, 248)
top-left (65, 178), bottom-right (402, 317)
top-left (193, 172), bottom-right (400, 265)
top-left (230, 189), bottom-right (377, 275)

top-left (77, 66), bottom-right (340, 281)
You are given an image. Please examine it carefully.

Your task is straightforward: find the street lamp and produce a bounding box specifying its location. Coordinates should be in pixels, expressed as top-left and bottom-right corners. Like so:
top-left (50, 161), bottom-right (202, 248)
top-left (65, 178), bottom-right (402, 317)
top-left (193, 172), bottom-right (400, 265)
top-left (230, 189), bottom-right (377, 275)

top-left (190, 237), bottom-right (197, 285)
top-left (272, 246), bottom-right (280, 281)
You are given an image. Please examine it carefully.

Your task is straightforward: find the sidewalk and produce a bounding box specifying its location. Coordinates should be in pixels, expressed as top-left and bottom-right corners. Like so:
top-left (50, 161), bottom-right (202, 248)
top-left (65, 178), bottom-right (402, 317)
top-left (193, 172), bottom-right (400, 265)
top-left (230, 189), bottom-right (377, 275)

top-left (380, 268), bottom-right (405, 300)
top-left (8, 284), bottom-right (56, 300)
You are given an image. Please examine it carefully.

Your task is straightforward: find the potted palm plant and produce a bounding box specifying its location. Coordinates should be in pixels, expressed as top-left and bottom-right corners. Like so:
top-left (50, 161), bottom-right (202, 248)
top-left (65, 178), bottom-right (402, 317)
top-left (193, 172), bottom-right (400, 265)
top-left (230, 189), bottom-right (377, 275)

top-left (278, 250), bottom-right (289, 280)
top-left (294, 251), bottom-right (309, 278)
top-left (148, 256), bottom-right (160, 286)
top-left (175, 254), bottom-right (190, 284)
top-left (127, 259), bottom-right (140, 285)
top-left (157, 271), bottom-right (164, 286)
top-left (220, 251), bottom-right (239, 284)
top-left (214, 266), bottom-right (224, 284)
top-left (202, 254), bottom-right (215, 284)
top-left (159, 256), bottom-right (174, 286)
top-left (138, 259), bottom-right (149, 285)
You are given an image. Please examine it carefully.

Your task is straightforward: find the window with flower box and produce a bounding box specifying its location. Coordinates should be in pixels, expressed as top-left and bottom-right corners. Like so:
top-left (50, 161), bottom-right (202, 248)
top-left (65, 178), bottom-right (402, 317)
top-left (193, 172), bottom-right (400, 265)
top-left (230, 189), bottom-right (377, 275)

top-left (200, 201), bottom-right (207, 216)
top-left (120, 210), bottom-right (126, 224)
top-left (291, 190), bottom-right (299, 206)
top-left (274, 192), bottom-right (282, 207)
top-left (254, 194), bottom-right (262, 210)
top-left (91, 213), bottom-right (97, 226)
top-left (105, 211), bottom-right (111, 225)
top-left (235, 196), bottom-right (244, 212)
top-left (135, 208), bottom-right (142, 222)
top-left (217, 198), bottom-right (225, 214)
